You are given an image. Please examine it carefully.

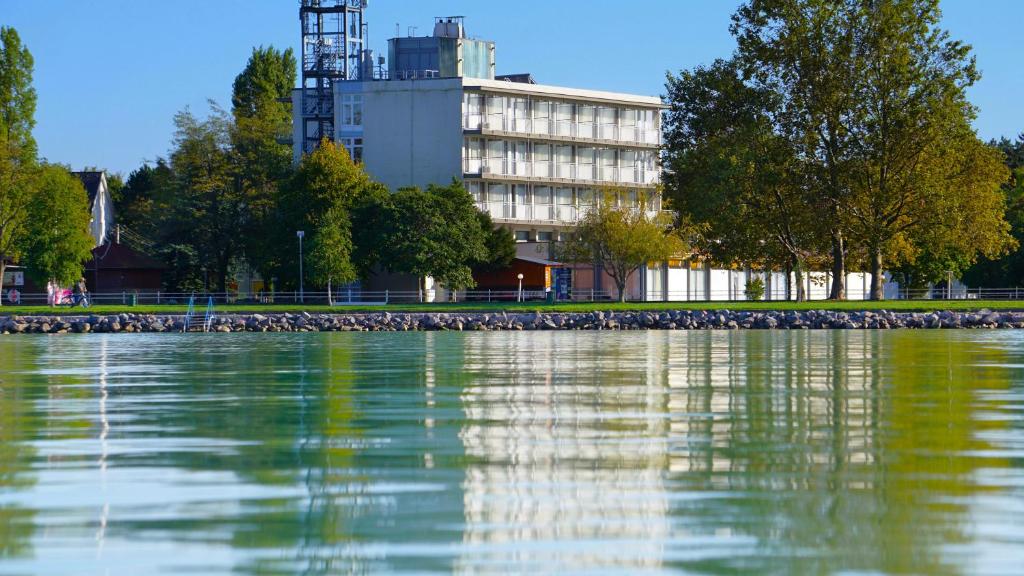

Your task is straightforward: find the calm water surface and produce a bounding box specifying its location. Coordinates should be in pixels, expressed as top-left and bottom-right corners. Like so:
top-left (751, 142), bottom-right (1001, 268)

top-left (1, 331), bottom-right (1023, 574)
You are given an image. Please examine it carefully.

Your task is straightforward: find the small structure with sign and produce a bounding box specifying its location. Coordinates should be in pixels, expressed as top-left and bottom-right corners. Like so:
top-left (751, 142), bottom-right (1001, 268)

top-left (473, 256), bottom-right (563, 299)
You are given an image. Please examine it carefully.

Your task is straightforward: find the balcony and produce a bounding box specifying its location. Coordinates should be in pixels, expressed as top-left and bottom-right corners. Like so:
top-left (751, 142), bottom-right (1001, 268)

top-left (465, 114), bottom-right (660, 148)
top-left (473, 201), bottom-right (664, 226)
top-left (464, 159), bottom-right (660, 187)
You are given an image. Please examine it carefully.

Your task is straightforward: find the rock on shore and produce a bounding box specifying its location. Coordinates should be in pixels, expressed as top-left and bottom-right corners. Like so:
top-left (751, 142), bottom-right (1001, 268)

top-left (1, 309), bottom-right (1023, 334)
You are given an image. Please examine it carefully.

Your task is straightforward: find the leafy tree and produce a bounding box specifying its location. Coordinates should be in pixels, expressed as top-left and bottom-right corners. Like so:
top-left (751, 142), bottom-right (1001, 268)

top-left (0, 27), bottom-right (37, 303)
top-left (231, 46), bottom-right (297, 281)
top-left (472, 210), bottom-right (516, 274)
top-left (559, 188), bottom-right (687, 303)
top-left (355, 180), bottom-right (489, 293)
top-left (231, 46), bottom-right (296, 121)
top-left (839, 1), bottom-right (1012, 299)
top-left (307, 207), bottom-right (355, 305)
top-left (664, 59), bottom-right (824, 301)
top-left (963, 135), bottom-right (1024, 287)
top-left (164, 103), bottom-right (242, 292)
top-left (23, 164), bottom-right (94, 285)
top-left (732, 0), bottom-right (862, 299)
top-left (276, 139), bottom-right (384, 290)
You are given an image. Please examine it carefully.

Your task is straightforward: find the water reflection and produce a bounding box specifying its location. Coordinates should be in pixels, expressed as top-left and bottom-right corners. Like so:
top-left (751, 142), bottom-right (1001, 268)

top-left (458, 333), bottom-right (671, 572)
top-left (0, 331), bottom-right (1021, 574)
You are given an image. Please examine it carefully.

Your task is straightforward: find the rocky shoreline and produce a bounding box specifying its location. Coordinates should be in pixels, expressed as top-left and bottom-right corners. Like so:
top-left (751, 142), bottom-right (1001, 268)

top-left (2, 309), bottom-right (1024, 334)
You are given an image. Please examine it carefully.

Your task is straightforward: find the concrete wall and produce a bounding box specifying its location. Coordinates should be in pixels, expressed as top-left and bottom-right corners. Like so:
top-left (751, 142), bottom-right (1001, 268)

top-left (361, 78), bottom-right (464, 192)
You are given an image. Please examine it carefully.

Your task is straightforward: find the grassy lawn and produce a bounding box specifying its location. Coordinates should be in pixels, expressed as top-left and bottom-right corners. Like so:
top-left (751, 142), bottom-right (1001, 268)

top-left (1, 300), bottom-right (1022, 316)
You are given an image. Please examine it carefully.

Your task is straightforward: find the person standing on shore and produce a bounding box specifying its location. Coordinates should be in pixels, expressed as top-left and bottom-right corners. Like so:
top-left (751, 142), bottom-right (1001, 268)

top-left (46, 280), bottom-right (55, 307)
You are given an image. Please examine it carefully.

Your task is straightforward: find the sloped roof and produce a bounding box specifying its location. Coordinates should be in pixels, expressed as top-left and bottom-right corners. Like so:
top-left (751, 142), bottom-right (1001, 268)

top-left (88, 242), bottom-right (165, 270)
top-left (515, 255), bottom-right (563, 267)
top-left (72, 171), bottom-right (104, 207)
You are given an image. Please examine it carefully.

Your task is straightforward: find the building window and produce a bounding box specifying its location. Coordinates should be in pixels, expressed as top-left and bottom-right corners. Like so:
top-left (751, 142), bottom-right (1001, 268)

top-left (341, 95), bottom-right (363, 128)
top-left (464, 93), bottom-right (484, 129)
top-left (467, 181), bottom-right (483, 203)
top-left (537, 231), bottom-right (553, 242)
top-left (340, 137), bottom-right (363, 162)
top-left (514, 230), bottom-right (531, 243)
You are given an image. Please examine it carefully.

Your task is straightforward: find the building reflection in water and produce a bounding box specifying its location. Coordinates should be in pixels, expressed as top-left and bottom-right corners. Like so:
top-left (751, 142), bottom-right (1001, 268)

top-left (457, 332), bottom-right (672, 572)
top-left (453, 330), bottom-right (1012, 575)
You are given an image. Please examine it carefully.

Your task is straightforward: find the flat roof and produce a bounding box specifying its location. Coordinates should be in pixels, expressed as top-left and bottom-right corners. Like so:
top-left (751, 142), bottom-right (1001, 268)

top-left (465, 78), bottom-right (664, 108)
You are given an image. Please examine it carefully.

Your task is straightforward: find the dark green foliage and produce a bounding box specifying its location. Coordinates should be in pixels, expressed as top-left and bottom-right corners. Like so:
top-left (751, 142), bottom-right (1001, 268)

top-left (354, 180), bottom-right (489, 291)
top-left (473, 210), bottom-right (516, 274)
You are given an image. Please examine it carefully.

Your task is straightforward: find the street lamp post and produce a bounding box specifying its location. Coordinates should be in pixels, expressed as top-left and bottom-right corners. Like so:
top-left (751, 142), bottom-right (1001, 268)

top-left (297, 230), bottom-right (305, 303)
top-left (517, 273), bottom-right (524, 302)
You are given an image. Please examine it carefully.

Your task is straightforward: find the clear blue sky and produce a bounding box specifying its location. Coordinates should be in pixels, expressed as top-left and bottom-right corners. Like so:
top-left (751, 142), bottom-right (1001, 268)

top-left (3, 0), bottom-right (1022, 176)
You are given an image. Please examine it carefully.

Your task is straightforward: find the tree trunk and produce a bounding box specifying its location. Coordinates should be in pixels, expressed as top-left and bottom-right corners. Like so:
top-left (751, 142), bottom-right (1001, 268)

top-left (617, 278), bottom-right (628, 303)
top-left (0, 260), bottom-right (5, 307)
top-left (829, 230), bottom-right (846, 300)
top-left (792, 256), bottom-right (806, 302)
top-left (327, 279), bottom-right (333, 306)
top-left (784, 264), bottom-right (793, 301)
top-left (869, 247), bottom-right (884, 301)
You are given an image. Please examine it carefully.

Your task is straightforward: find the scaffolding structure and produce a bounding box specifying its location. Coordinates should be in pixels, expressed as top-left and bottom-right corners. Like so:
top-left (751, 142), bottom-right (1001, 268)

top-left (299, 0), bottom-right (366, 154)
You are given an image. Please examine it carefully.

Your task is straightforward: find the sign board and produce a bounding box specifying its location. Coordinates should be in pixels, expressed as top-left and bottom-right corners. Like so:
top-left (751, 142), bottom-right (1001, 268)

top-left (554, 268), bottom-right (572, 300)
top-left (6, 289), bottom-right (20, 304)
top-left (2, 270), bottom-right (24, 286)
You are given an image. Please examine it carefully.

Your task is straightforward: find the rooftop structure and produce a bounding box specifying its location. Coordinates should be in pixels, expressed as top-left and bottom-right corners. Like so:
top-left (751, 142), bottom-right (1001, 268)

top-left (298, 0), bottom-right (367, 155)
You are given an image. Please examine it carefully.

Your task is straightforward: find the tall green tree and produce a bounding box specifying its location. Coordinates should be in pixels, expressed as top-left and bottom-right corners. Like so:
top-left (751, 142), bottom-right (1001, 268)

top-left (840, 1), bottom-right (1012, 299)
top-left (23, 164), bottom-right (94, 286)
top-left (276, 139), bottom-right (384, 290)
top-left (165, 103), bottom-right (242, 292)
top-left (0, 27), bottom-right (37, 303)
top-left (664, 59), bottom-right (824, 301)
top-left (559, 188), bottom-right (688, 303)
top-left (231, 46), bottom-right (297, 280)
top-left (732, 0), bottom-right (862, 299)
top-left (307, 206), bottom-right (355, 305)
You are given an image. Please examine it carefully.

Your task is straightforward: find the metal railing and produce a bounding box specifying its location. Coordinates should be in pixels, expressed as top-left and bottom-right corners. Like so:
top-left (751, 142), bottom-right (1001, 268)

top-left (7, 287), bottom-right (1024, 308)
top-left (466, 114), bottom-right (660, 147)
top-left (464, 159), bottom-right (659, 185)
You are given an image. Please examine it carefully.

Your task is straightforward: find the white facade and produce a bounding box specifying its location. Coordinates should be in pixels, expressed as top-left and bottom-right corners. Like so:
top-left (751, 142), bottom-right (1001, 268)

top-left (292, 76), bottom-right (665, 241)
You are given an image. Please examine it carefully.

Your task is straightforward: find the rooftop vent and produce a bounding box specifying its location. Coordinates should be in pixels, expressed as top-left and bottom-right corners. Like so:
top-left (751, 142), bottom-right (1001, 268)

top-left (433, 16), bottom-right (465, 38)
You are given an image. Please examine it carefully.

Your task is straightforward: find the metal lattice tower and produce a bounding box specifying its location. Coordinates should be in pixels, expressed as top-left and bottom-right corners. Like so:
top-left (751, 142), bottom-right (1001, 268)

top-left (299, 0), bottom-right (366, 154)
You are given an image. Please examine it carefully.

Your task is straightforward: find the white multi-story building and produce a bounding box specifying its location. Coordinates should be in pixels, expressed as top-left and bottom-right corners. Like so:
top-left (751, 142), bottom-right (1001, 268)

top-left (290, 12), bottom-right (879, 301)
top-left (292, 19), bottom-right (664, 246)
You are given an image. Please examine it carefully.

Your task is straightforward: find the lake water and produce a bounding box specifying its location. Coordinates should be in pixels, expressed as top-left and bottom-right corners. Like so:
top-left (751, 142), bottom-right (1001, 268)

top-left (1, 331), bottom-right (1023, 575)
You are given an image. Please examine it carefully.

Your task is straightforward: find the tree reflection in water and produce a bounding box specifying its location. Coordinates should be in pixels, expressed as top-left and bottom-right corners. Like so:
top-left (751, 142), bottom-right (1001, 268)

top-left (0, 330), bottom-right (1020, 574)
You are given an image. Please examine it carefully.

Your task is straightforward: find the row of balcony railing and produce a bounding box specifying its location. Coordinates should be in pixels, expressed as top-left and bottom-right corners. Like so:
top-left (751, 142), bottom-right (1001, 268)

top-left (464, 114), bottom-right (660, 146)
top-left (475, 202), bottom-right (583, 223)
top-left (464, 159), bottom-right (660, 185)
top-left (474, 201), bottom-right (664, 224)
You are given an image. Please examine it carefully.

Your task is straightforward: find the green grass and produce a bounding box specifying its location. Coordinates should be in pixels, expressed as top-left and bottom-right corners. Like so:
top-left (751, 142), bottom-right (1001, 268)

top-left (1, 299), bottom-right (1022, 316)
